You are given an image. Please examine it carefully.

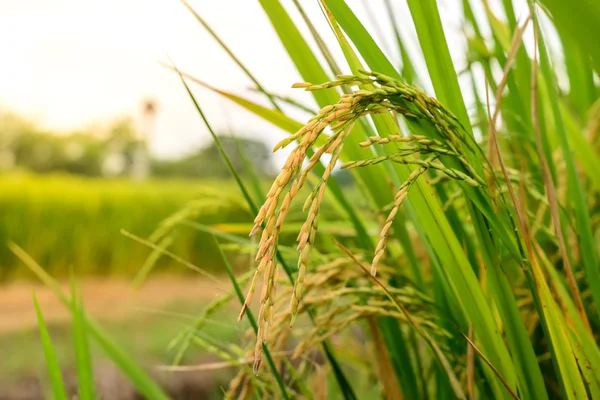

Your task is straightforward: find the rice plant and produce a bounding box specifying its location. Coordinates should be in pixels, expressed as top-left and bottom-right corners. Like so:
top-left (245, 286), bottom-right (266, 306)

top-left (167, 0), bottom-right (600, 398)
top-left (20, 0), bottom-right (600, 398)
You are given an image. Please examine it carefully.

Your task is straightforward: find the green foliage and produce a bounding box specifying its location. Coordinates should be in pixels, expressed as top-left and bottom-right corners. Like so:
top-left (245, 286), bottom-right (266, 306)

top-left (166, 0), bottom-right (600, 399)
top-left (152, 135), bottom-right (276, 179)
top-left (0, 114), bottom-right (140, 177)
top-left (0, 112), bottom-right (277, 180)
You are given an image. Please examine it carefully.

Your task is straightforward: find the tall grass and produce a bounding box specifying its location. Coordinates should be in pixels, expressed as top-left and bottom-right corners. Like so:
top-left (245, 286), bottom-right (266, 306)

top-left (167, 0), bottom-right (600, 398)
top-left (21, 0), bottom-right (600, 398)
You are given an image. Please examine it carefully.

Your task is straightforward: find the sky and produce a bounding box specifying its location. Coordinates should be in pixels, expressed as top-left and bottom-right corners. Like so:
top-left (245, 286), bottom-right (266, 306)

top-left (0, 0), bottom-right (524, 162)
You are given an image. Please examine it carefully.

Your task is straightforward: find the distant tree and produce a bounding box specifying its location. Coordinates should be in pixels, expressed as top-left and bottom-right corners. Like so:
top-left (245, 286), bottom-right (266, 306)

top-left (101, 118), bottom-right (139, 177)
top-left (0, 114), bottom-right (140, 177)
top-left (0, 112), bottom-right (276, 180)
top-left (152, 135), bottom-right (276, 179)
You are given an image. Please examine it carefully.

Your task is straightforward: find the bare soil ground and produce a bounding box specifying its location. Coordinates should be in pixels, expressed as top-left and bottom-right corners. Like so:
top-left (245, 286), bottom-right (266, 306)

top-left (0, 276), bottom-right (231, 334)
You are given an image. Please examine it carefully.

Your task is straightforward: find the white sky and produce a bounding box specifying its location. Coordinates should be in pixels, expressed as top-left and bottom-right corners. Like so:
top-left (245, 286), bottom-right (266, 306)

top-left (0, 0), bottom-right (525, 161)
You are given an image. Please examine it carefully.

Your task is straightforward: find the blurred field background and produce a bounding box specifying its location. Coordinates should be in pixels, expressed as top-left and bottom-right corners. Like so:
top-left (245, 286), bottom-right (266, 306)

top-left (0, 107), bottom-right (269, 396)
top-left (0, 173), bottom-right (247, 280)
top-left (0, 108), bottom-right (348, 397)
top-left (0, 111), bottom-right (271, 279)
top-left (0, 278), bottom-right (241, 398)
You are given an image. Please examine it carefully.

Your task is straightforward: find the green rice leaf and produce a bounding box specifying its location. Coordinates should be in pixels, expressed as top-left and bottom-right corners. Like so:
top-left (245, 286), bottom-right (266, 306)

top-left (405, 0), bottom-right (471, 130)
top-left (535, 14), bottom-right (600, 322)
top-left (70, 277), bottom-right (96, 400)
top-left (560, 101), bottom-right (600, 191)
top-left (538, 0), bottom-right (600, 72)
top-left (181, 0), bottom-right (282, 111)
top-left (33, 292), bottom-right (68, 400)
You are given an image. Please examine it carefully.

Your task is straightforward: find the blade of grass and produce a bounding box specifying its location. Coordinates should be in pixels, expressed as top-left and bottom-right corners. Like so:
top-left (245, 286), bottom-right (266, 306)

top-left (248, 86), bottom-right (317, 114)
top-left (481, 4), bottom-right (537, 159)
top-left (70, 277), bottom-right (96, 399)
top-left (33, 292), bottom-right (68, 400)
top-left (180, 220), bottom-right (253, 245)
top-left (258, 0), bottom-right (334, 106)
top-left (559, 30), bottom-right (596, 119)
top-left (486, 16), bottom-right (531, 166)
top-left (169, 57), bottom-right (257, 212)
top-left (404, 0), bottom-right (471, 131)
top-left (464, 0), bottom-right (539, 176)
top-left (132, 236), bottom-right (174, 289)
top-left (530, 25), bottom-right (590, 331)
top-left (291, 0), bottom-right (343, 77)
top-left (159, 63), bottom-right (308, 137)
top-left (560, 100), bottom-right (600, 192)
top-left (532, 6), bottom-right (600, 321)
top-left (323, 0), bottom-right (399, 80)
top-left (123, 230), bottom-right (223, 284)
top-left (461, 334), bottom-right (519, 400)
top-left (536, 245), bottom-right (600, 396)
top-left (360, 0), bottom-right (393, 56)
top-left (366, 318), bottom-right (404, 400)
top-left (467, 325), bottom-right (475, 400)
top-left (228, 129), bottom-right (264, 202)
top-left (498, 0), bottom-right (533, 126)
top-left (181, 0), bottom-right (281, 111)
top-left (537, 0), bottom-right (600, 72)
top-left (383, 0), bottom-right (417, 83)
top-left (378, 314), bottom-right (421, 398)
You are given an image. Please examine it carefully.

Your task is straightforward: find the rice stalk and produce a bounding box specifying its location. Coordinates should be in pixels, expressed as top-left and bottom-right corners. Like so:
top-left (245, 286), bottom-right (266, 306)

top-left (241, 70), bottom-right (489, 369)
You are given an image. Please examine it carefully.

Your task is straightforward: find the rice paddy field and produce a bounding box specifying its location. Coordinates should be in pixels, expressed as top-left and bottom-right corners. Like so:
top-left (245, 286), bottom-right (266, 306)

top-left (5, 0), bottom-right (600, 399)
top-left (0, 173), bottom-right (252, 280)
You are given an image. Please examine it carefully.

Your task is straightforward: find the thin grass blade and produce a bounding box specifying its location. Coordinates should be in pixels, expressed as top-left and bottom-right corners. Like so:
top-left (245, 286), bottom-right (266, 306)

top-left (70, 277), bottom-right (96, 399)
top-left (33, 292), bottom-right (68, 400)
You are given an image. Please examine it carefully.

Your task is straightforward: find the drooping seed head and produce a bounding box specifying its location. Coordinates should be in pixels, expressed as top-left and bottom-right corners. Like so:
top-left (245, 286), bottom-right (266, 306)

top-left (292, 81), bottom-right (312, 88)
